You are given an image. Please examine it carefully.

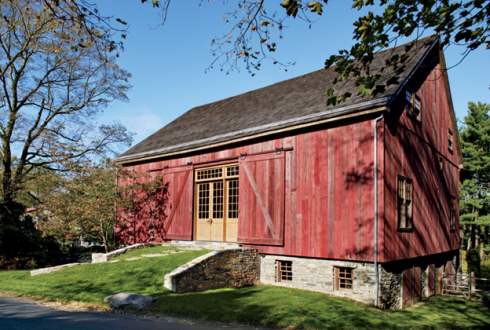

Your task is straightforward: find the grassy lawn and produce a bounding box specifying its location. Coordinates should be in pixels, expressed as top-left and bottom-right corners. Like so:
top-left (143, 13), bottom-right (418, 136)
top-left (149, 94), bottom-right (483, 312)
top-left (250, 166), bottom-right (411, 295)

top-left (112, 245), bottom-right (185, 261)
top-left (150, 286), bottom-right (490, 329)
top-left (0, 246), bottom-right (207, 305)
top-left (0, 246), bottom-right (489, 329)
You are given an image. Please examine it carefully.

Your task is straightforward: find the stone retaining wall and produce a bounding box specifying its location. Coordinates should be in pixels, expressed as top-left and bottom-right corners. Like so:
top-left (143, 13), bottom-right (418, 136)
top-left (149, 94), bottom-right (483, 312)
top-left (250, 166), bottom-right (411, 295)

top-left (30, 262), bottom-right (80, 276)
top-left (91, 243), bottom-right (146, 263)
top-left (164, 248), bottom-right (259, 293)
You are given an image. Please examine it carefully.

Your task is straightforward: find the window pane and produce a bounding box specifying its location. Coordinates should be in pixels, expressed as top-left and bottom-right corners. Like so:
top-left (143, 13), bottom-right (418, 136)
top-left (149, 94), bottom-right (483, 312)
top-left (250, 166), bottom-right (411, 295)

top-left (198, 183), bottom-right (209, 219)
top-left (335, 267), bottom-right (353, 290)
top-left (397, 176), bottom-right (413, 230)
top-left (405, 90), bottom-right (412, 103)
top-left (226, 165), bottom-right (239, 177)
top-left (212, 181), bottom-right (224, 218)
top-left (197, 167), bottom-right (223, 180)
top-left (227, 179), bottom-right (239, 219)
top-left (276, 260), bottom-right (293, 282)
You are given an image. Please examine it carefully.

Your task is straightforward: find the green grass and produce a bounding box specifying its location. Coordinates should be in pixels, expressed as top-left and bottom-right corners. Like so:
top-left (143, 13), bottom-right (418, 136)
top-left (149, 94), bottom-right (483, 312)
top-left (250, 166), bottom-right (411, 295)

top-left (112, 245), bottom-right (184, 261)
top-left (0, 247), bottom-right (208, 305)
top-left (149, 286), bottom-right (490, 329)
top-left (0, 247), bottom-right (489, 329)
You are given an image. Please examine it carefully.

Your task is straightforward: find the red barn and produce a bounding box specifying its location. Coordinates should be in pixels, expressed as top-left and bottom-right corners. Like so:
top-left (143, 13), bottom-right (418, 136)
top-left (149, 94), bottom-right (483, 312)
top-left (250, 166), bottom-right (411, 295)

top-left (116, 35), bottom-right (461, 308)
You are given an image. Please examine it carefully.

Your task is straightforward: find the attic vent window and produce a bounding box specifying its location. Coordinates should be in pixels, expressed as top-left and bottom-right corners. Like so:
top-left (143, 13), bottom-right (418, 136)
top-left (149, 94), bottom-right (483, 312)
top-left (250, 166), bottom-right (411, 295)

top-left (334, 266), bottom-right (353, 290)
top-left (405, 90), bottom-right (422, 121)
top-left (448, 130), bottom-right (454, 153)
top-left (275, 260), bottom-right (293, 282)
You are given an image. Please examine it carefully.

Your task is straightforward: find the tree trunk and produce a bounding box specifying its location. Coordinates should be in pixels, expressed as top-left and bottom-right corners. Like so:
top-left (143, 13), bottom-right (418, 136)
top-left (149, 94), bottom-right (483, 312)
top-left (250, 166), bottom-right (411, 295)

top-left (470, 224), bottom-right (476, 249)
top-left (99, 218), bottom-right (108, 253)
top-left (1, 149), bottom-right (14, 205)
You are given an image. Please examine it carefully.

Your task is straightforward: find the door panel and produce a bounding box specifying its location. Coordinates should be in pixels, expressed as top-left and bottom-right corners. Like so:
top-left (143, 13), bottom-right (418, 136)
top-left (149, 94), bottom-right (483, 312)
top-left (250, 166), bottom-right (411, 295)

top-left (238, 152), bottom-right (285, 245)
top-left (163, 166), bottom-right (193, 240)
top-left (225, 179), bottom-right (239, 242)
top-left (195, 182), bottom-right (211, 241)
top-left (194, 164), bottom-right (239, 242)
top-left (428, 264), bottom-right (436, 296)
top-left (402, 266), bottom-right (421, 307)
top-left (210, 181), bottom-right (224, 241)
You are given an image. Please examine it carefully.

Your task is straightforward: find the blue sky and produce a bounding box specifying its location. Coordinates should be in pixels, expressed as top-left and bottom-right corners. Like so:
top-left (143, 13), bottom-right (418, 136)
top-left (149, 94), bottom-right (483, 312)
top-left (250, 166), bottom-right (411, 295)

top-left (99, 1), bottom-right (489, 148)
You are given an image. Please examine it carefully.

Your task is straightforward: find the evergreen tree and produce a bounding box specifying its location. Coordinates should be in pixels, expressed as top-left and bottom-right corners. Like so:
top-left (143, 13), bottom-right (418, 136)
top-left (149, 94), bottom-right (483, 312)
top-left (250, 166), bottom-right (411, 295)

top-left (459, 102), bottom-right (490, 256)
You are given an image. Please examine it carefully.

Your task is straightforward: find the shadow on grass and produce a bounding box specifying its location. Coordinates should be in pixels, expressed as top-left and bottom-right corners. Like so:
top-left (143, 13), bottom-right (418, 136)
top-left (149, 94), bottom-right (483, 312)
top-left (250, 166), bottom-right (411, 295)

top-left (150, 286), bottom-right (490, 330)
top-left (0, 249), bottom-right (208, 304)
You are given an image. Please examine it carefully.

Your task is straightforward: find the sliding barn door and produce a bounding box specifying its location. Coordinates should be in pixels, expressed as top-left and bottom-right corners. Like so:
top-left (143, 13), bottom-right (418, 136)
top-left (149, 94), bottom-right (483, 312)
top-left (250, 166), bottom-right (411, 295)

top-left (238, 152), bottom-right (285, 246)
top-left (162, 166), bottom-right (193, 240)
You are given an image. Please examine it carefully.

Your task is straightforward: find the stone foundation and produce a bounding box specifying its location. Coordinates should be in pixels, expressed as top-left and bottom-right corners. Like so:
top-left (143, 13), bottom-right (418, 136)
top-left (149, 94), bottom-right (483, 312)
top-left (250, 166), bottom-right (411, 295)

top-left (379, 250), bottom-right (459, 308)
top-left (379, 266), bottom-right (402, 309)
top-left (259, 255), bottom-right (377, 304)
top-left (259, 250), bottom-right (458, 308)
top-left (164, 248), bottom-right (259, 292)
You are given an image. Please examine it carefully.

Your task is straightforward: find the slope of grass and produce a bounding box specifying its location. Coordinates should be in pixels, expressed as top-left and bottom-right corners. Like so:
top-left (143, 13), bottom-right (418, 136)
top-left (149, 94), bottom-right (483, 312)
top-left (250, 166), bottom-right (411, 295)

top-left (151, 286), bottom-right (490, 329)
top-left (0, 247), bottom-right (207, 304)
top-left (0, 246), bottom-right (489, 329)
top-left (112, 245), bottom-right (184, 261)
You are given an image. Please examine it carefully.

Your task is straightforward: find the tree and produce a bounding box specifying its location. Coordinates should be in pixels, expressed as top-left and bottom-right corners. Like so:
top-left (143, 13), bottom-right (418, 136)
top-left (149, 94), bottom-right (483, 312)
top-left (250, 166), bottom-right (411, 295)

top-left (459, 102), bottom-right (490, 257)
top-left (144, 0), bottom-right (489, 102)
top-left (30, 161), bottom-right (119, 252)
top-left (26, 1), bottom-right (488, 104)
top-left (0, 0), bottom-right (132, 206)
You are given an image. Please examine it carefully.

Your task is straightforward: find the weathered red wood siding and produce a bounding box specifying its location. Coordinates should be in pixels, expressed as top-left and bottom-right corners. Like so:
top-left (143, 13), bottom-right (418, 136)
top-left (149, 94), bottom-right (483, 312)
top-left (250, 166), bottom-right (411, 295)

top-left (118, 49), bottom-right (460, 263)
top-left (238, 152), bottom-right (286, 246)
top-left (120, 117), bottom-right (380, 261)
top-left (382, 50), bottom-right (461, 262)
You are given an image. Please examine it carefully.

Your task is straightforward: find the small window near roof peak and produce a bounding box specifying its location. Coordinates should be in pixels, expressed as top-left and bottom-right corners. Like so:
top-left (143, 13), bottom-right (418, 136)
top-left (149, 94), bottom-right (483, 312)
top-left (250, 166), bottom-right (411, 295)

top-left (405, 90), bottom-right (422, 121)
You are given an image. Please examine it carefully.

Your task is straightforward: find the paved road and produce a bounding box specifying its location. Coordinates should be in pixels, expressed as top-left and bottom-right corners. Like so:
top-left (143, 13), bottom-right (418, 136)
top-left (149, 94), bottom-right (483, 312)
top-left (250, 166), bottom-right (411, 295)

top-left (0, 296), bottom-right (260, 330)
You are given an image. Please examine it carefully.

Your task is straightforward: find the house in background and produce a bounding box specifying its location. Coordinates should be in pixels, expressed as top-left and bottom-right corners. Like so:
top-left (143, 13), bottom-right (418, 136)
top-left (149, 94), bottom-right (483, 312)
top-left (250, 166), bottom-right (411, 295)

top-left (115, 35), bottom-right (461, 309)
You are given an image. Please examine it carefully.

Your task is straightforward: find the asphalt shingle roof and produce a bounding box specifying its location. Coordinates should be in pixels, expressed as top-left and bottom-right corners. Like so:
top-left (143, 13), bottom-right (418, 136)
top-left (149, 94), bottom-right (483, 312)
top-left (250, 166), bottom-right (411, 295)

top-left (118, 36), bottom-right (437, 162)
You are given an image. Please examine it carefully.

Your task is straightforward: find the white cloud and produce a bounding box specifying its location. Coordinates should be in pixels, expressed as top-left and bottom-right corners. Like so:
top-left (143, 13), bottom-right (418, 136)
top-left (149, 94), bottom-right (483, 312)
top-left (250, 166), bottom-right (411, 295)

top-left (112, 105), bottom-right (165, 145)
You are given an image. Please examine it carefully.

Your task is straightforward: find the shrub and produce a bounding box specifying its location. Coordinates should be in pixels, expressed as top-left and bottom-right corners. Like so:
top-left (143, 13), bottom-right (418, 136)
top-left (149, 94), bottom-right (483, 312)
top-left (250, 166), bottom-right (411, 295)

top-left (0, 201), bottom-right (66, 269)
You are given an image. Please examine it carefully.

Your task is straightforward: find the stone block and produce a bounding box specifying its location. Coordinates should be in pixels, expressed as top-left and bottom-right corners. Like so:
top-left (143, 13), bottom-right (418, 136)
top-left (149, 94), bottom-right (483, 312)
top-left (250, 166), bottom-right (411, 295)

top-left (104, 292), bottom-right (154, 310)
top-left (164, 248), bottom-right (259, 293)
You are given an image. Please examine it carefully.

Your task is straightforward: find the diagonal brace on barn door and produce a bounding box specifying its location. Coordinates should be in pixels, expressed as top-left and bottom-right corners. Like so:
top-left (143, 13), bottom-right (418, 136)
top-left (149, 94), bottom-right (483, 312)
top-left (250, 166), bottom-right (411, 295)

top-left (241, 162), bottom-right (277, 239)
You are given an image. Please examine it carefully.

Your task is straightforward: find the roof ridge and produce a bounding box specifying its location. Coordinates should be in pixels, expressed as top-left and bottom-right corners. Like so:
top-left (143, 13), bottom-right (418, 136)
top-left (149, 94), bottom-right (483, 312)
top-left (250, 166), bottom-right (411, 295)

top-left (118, 34), bottom-right (438, 163)
top-left (187, 34), bottom-right (438, 112)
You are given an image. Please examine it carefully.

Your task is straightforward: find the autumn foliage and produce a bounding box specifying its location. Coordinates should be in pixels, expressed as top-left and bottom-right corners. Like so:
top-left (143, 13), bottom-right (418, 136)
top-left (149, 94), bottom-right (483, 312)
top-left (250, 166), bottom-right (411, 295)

top-left (116, 171), bottom-right (171, 245)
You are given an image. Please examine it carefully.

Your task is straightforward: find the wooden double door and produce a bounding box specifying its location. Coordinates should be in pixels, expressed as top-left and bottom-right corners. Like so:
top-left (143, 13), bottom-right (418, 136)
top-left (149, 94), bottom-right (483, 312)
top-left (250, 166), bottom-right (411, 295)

top-left (194, 164), bottom-right (239, 242)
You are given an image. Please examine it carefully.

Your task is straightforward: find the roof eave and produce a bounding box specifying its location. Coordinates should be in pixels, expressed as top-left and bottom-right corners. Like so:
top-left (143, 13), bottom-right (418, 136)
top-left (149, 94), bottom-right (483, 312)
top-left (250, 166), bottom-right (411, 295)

top-left (115, 96), bottom-right (389, 165)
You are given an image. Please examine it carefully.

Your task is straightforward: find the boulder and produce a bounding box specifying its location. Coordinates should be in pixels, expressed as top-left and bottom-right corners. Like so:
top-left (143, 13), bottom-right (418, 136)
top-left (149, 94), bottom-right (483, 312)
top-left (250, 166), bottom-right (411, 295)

top-left (104, 292), bottom-right (154, 310)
